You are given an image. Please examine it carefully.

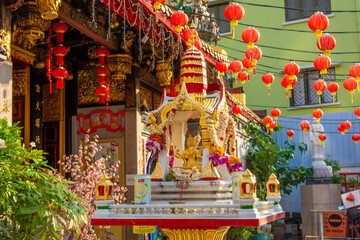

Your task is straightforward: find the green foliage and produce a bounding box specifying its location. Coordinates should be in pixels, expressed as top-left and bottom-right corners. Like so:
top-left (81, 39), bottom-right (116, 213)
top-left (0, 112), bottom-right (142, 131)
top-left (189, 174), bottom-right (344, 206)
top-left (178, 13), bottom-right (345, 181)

top-left (324, 158), bottom-right (345, 184)
top-left (0, 119), bottom-right (86, 239)
top-left (245, 122), bottom-right (313, 200)
top-left (225, 227), bottom-right (254, 240)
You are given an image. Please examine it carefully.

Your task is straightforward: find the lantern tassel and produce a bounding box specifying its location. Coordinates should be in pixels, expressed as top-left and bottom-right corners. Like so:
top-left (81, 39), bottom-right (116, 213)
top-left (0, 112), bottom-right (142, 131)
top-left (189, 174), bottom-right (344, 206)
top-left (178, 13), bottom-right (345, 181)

top-left (333, 96), bottom-right (335, 103)
top-left (319, 96), bottom-right (321, 104)
top-left (286, 92), bottom-right (288, 98)
top-left (156, 10), bottom-right (159, 22)
top-left (231, 27), bottom-right (235, 39)
top-left (289, 90), bottom-right (292, 98)
top-left (268, 88), bottom-right (271, 95)
top-left (253, 68), bottom-right (256, 76)
top-left (56, 78), bottom-right (64, 89)
top-left (49, 80), bottom-right (52, 94)
top-left (352, 95), bottom-right (354, 103)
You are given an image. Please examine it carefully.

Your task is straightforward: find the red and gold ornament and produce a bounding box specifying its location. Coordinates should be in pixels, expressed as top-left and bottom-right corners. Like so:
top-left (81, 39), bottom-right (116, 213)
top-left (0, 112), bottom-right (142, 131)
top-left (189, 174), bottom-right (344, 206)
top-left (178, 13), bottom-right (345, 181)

top-left (327, 82), bottom-right (339, 103)
top-left (95, 46), bottom-right (110, 65)
top-left (286, 129), bottom-right (294, 140)
top-left (284, 61), bottom-right (300, 81)
top-left (313, 79), bottom-right (327, 104)
top-left (300, 120), bottom-right (310, 135)
top-left (151, 0), bottom-right (166, 22)
top-left (52, 66), bottom-right (68, 89)
top-left (96, 66), bottom-right (109, 85)
top-left (224, 3), bottom-right (245, 39)
top-left (318, 133), bottom-right (327, 147)
top-left (270, 107), bottom-right (281, 120)
top-left (354, 107), bottom-right (360, 119)
top-left (281, 74), bottom-right (293, 98)
top-left (341, 120), bottom-right (351, 132)
top-left (230, 60), bottom-right (243, 77)
top-left (241, 26), bottom-right (260, 49)
top-left (171, 10), bottom-right (189, 35)
top-left (216, 62), bottom-right (228, 76)
top-left (238, 71), bottom-right (249, 85)
top-left (52, 21), bottom-right (68, 43)
top-left (308, 11), bottom-right (329, 37)
top-left (96, 85), bottom-right (110, 104)
top-left (313, 54), bottom-right (331, 75)
top-left (52, 45), bottom-right (68, 66)
top-left (352, 133), bottom-right (360, 143)
top-left (263, 115), bottom-right (273, 128)
top-left (338, 125), bottom-right (345, 135)
top-left (232, 105), bottom-right (241, 117)
top-left (343, 77), bottom-right (358, 103)
top-left (182, 27), bottom-right (198, 47)
top-left (312, 108), bottom-right (323, 122)
top-left (349, 63), bottom-right (360, 92)
top-left (261, 72), bottom-right (274, 95)
top-left (242, 56), bottom-right (256, 74)
top-left (317, 34), bottom-right (336, 56)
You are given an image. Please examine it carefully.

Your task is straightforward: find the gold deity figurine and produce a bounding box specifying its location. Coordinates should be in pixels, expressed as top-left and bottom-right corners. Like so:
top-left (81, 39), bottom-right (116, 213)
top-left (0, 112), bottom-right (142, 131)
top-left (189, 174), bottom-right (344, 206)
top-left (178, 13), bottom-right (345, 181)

top-left (176, 135), bottom-right (203, 171)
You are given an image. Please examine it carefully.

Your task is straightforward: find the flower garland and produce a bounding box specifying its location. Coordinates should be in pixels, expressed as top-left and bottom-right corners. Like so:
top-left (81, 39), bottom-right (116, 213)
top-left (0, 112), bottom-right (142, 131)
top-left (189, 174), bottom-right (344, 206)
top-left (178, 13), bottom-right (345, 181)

top-left (216, 112), bottom-right (228, 144)
top-left (227, 156), bottom-right (243, 173)
top-left (228, 116), bottom-right (237, 156)
top-left (146, 133), bottom-right (164, 154)
top-left (209, 146), bottom-right (228, 167)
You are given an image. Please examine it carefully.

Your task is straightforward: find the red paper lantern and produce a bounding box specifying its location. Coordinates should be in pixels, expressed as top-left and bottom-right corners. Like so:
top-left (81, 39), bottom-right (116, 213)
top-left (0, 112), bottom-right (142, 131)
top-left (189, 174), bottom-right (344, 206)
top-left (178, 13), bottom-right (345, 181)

top-left (194, 40), bottom-right (202, 50)
top-left (313, 54), bottom-right (331, 75)
top-left (95, 85), bottom-right (110, 104)
top-left (300, 120), bottom-right (310, 135)
top-left (52, 66), bottom-right (68, 89)
top-left (318, 133), bottom-right (327, 145)
top-left (270, 107), bottom-right (281, 120)
top-left (341, 120), bottom-right (352, 132)
top-left (242, 57), bottom-right (256, 73)
top-left (232, 105), bottom-right (241, 117)
top-left (245, 46), bottom-right (262, 68)
top-left (338, 125), bottom-right (345, 135)
top-left (52, 21), bottom-right (68, 43)
top-left (312, 108), bottom-right (323, 122)
top-left (263, 115), bottom-right (273, 128)
top-left (284, 61), bottom-right (300, 81)
top-left (52, 45), bottom-right (68, 66)
top-left (171, 10), bottom-right (189, 34)
top-left (261, 72), bottom-right (274, 95)
top-left (269, 121), bottom-right (277, 134)
top-left (230, 60), bottom-right (243, 76)
top-left (96, 66), bottom-right (109, 85)
top-left (354, 107), bottom-right (360, 119)
top-left (216, 62), bottom-right (228, 76)
top-left (182, 28), bottom-right (198, 47)
top-left (281, 74), bottom-right (293, 98)
top-left (95, 46), bottom-right (110, 65)
top-left (317, 34), bottom-right (336, 56)
top-left (313, 80), bottom-right (327, 104)
top-left (327, 82), bottom-right (339, 102)
top-left (286, 129), bottom-right (295, 140)
top-left (238, 71), bottom-right (249, 84)
top-left (352, 133), bottom-right (360, 143)
top-left (308, 11), bottom-right (329, 37)
top-left (343, 77), bottom-right (358, 103)
top-left (241, 26), bottom-right (260, 48)
top-left (151, 0), bottom-right (166, 22)
top-left (224, 3), bottom-right (245, 39)
top-left (349, 63), bottom-right (360, 92)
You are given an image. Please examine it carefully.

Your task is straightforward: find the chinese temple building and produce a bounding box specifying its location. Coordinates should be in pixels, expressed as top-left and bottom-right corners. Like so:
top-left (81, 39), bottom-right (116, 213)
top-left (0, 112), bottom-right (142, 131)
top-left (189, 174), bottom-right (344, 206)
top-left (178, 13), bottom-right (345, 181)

top-left (0, 0), bottom-right (284, 239)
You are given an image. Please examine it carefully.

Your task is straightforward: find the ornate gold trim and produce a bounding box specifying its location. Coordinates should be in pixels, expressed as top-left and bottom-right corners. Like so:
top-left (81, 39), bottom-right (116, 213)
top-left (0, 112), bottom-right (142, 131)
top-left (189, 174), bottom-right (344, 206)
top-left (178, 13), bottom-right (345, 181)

top-left (11, 45), bottom-right (36, 65)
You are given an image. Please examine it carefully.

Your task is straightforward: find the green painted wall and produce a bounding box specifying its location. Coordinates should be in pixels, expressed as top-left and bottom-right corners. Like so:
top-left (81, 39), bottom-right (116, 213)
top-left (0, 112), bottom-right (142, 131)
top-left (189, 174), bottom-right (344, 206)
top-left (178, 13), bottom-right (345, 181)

top-left (217, 0), bottom-right (360, 116)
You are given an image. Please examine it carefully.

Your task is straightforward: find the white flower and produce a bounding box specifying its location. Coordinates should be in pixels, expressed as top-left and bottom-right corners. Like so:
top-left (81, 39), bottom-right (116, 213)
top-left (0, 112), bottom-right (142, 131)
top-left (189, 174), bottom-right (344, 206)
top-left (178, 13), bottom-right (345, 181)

top-left (30, 142), bottom-right (36, 148)
top-left (0, 139), bottom-right (5, 149)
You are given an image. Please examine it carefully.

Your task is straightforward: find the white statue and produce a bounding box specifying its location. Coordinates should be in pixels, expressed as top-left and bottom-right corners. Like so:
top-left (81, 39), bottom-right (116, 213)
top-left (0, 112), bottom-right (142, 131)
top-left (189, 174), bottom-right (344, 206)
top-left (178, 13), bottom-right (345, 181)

top-left (309, 118), bottom-right (332, 179)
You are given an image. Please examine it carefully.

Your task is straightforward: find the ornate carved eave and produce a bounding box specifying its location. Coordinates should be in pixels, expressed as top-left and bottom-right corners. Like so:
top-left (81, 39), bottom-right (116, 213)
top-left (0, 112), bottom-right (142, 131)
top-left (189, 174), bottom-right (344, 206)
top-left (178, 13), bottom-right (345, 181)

top-left (58, 1), bottom-right (118, 51)
top-left (11, 45), bottom-right (36, 65)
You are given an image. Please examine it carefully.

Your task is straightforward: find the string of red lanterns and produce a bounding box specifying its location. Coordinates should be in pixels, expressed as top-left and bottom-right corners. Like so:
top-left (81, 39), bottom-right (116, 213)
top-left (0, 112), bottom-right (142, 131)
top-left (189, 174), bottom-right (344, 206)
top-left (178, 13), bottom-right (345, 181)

top-left (52, 22), bottom-right (68, 90)
top-left (95, 46), bottom-right (110, 105)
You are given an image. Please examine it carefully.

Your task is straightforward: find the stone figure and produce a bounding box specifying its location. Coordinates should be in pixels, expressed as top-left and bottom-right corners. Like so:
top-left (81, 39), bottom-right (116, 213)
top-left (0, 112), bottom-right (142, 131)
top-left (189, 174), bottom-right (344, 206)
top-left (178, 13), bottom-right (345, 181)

top-left (309, 118), bottom-right (332, 179)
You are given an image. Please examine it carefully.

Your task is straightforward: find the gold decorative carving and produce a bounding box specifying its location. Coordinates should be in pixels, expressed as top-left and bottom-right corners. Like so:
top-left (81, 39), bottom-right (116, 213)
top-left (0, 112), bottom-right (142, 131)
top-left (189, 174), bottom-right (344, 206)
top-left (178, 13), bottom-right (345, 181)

top-left (121, 31), bottom-right (136, 52)
top-left (239, 169), bottom-right (257, 199)
top-left (156, 59), bottom-right (173, 86)
top-left (96, 175), bottom-right (113, 200)
top-left (36, 0), bottom-right (61, 20)
top-left (11, 45), bottom-right (36, 65)
top-left (13, 68), bottom-right (28, 97)
top-left (266, 173), bottom-right (281, 197)
top-left (153, 94), bottom-right (162, 109)
top-left (78, 68), bottom-right (126, 105)
top-left (108, 54), bottom-right (132, 79)
top-left (125, 81), bottom-right (136, 108)
top-left (87, 46), bottom-right (98, 59)
top-left (150, 161), bottom-right (163, 180)
top-left (140, 87), bottom-right (153, 109)
top-left (0, 30), bottom-right (11, 58)
top-left (15, 1), bottom-right (50, 49)
top-left (43, 84), bottom-right (62, 122)
top-left (162, 227), bottom-right (229, 240)
top-left (200, 161), bottom-right (221, 179)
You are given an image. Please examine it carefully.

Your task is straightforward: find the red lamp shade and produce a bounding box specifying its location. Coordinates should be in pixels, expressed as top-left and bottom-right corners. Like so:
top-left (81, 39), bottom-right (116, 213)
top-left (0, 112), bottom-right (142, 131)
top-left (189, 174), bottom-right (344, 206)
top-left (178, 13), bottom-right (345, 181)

top-left (96, 66), bottom-right (109, 85)
top-left (171, 11), bottom-right (189, 33)
top-left (313, 79), bottom-right (326, 103)
top-left (230, 60), bottom-right (243, 76)
top-left (354, 107), bottom-right (360, 119)
top-left (52, 45), bottom-right (68, 66)
top-left (281, 74), bottom-right (294, 98)
top-left (312, 108), bottom-right (323, 122)
top-left (242, 57), bottom-right (254, 73)
top-left (318, 133), bottom-right (327, 145)
top-left (327, 82), bottom-right (339, 102)
top-left (95, 46), bottom-right (110, 65)
top-left (317, 34), bottom-right (336, 56)
top-left (261, 72), bottom-right (274, 95)
top-left (241, 26), bottom-right (260, 49)
top-left (194, 40), bottom-right (202, 50)
top-left (245, 46), bottom-right (262, 69)
top-left (216, 62), bottom-right (228, 76)
top-left (284, 61), bottom-right (300, 81)
top-left (313, 54), bottom-right (331, 75)
top-left (182, 28), bottom-right (198, 47)
top-left (343, 77), bottom-right (358, 103)
top-left (338, 125), bottom-right (345, 135)
top-left (52, 66), bottom-right (68, 89)
top-left (263, 115), bottom-right (273, 128)
top-left (352, 133), bottom-right (360, 143)
top-left (300, 120), bottom-right (310, 135)
top-left (238, 71), bottom-right (249, 84)
top-left (224, 3), bottom-right (245, 39)
top-left (52, 21), bottom-right (68, 43)
top-left (349, 63), bottom-right (360, 92)
top-left (308, 11), bottom-right (329, 37)
top-left (232, 105), bottom-right (241, 117)
top-left (286, 129), bottom-right (295, 140)
top-left (270, 107), bottom-right (281, 120)
top-left (269, 121), bottom-right (277, 133)
top-left (95, 85), bottom-right (110, 104)
top-left (341, 120), bottom-right (352, 132)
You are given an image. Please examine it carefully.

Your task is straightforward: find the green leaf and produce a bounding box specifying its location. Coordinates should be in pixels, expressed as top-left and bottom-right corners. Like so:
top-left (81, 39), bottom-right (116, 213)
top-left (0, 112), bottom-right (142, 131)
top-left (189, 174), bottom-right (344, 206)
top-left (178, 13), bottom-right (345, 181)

top-left (18, 206), bottom-right (40, 214)
top-left (38, 230), bottom-right (47, 240)
top-left (49, 228), bottom-right (61, 240)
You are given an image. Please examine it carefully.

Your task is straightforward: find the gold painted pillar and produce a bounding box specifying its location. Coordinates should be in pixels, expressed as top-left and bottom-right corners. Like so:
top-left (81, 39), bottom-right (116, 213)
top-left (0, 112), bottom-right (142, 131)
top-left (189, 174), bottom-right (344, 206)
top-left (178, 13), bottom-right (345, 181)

top-left (162, 227), bottom-right (229, 240)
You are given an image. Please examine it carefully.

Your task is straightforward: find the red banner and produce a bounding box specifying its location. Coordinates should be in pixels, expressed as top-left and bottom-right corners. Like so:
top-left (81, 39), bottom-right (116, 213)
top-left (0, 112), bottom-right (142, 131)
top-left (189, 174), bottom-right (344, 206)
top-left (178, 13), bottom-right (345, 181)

top-left (76, 110), bottom-right (125, 134)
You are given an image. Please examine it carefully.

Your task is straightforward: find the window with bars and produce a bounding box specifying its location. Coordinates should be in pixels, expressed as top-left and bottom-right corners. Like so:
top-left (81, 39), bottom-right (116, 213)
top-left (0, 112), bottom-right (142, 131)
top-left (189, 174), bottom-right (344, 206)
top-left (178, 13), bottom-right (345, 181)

top-left (285, 0), bottom-right (331, 22)
top-left (290, 67), bottom-right (336, 106)
top-left (208, 2), bottom-right (230, 34)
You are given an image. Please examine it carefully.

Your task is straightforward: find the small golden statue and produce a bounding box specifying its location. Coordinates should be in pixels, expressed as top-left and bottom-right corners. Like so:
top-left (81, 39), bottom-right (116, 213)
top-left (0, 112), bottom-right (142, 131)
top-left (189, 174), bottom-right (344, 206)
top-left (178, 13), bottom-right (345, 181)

top-left (176, 134), bottom-right (203, 171)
